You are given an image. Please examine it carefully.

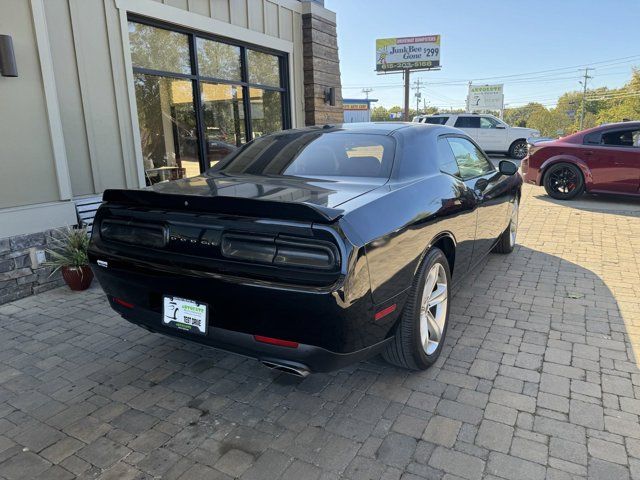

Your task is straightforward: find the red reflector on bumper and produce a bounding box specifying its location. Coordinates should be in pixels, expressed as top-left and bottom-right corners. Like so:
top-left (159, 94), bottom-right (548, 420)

top-left (113, 297), bottom-right (134, 309)
top-left (254, 335), bottom-right (299, 348)
top-left (374, 304), bottom-right (397, 321)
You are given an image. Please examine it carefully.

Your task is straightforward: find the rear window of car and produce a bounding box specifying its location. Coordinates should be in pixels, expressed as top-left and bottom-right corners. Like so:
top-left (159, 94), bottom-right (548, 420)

top-left (424, 116), bottom-right (449, 125)
top-left (215, 132), bottom-right (396, 178)
top-left (454, 116), bottom-right (480, 128)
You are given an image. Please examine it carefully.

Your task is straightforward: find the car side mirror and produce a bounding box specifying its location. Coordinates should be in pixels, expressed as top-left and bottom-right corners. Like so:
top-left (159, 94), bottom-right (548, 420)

top-left (495, 125), bottom-right (506, 129)
top-left (499, 160), bottom-right (518, 176)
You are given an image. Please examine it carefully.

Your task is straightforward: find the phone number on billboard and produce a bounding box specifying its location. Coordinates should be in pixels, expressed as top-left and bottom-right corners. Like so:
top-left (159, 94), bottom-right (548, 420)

top-left (380, 61), bottom-right (440, 70)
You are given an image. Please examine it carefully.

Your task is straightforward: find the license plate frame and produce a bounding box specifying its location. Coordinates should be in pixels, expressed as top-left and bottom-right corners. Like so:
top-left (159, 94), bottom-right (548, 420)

top-left (162, 296), bottom-right (208, 336)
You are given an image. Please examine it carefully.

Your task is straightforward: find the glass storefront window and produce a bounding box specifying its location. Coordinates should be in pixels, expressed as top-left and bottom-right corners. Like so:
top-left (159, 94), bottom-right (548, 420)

top-left (128, 19), bottom-right (288, 184)
top-left (128, 22), bottom-right (191, 74)
top-left (247, 50), bottom-right (280, 87)
top-left (197, 38), bottom-right (241, 81)
top-left (134, 75), bottom-right (200, 184)
top-left (201, 83), bottom-right (246, 167)
top-left (250, 89), bottom-right (283, 138)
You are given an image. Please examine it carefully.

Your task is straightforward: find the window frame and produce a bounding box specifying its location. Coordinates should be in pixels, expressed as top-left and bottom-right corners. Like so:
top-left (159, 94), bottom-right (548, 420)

top-left (598, 128), bottom-right (640, 149)
top-left (127, 14), bottom-right (291, 174)
top-left (442, 134), bottom-right (496, 181)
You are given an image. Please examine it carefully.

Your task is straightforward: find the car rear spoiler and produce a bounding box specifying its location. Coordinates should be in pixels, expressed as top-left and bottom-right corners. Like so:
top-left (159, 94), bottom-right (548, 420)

top-left (101, 189), bottom-right (344, 223)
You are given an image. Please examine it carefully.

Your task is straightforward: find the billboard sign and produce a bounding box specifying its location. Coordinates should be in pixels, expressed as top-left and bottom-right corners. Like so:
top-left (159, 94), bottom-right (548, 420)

top-left (376, 35), bottom-right (441, 72)
top-left (467, 84), bottom-right (504, 112)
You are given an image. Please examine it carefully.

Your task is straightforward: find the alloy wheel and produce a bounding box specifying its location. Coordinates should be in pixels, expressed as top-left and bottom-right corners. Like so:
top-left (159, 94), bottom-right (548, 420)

top-left (513, 142), bottom-right (527, 159)
top-left (419, 263), bottom-right (448, 355)
top-left (548, 167), bottom-right (578, 194)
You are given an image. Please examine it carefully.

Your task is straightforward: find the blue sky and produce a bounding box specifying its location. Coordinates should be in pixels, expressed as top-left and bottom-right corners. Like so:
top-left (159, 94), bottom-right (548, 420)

top-left (325, 0), bottom-right (640, 110)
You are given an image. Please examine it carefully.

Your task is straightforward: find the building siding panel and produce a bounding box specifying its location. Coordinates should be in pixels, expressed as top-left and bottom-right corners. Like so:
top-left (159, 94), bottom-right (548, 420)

top-left (211, 0), bottom-right (231, 22)
top-left (229, 0), bottom-right (248, 28)
top-left (187, 0), bottom-right (210, 17)
top-left (264, 1), bottom-right (279, 37)
top-left (164, 0), bottom-right (189, 10)
top-left (0, 0), bottom-right (60, 209)
top-left (247, 0), bottom-right (264, 33)
top-left (279, 7), bottom-right (294, 41)
top-left (44, 0), bottom-right (95, 197)
top-left (69, 0), bottom-right (127, 192)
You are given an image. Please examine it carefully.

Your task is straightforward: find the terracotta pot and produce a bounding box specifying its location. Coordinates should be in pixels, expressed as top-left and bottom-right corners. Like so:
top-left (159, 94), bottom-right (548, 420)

top-left (61, 265), bottom-right (94, 291)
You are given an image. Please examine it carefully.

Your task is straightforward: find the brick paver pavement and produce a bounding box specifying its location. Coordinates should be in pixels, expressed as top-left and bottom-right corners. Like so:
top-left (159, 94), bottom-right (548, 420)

top-left (0, 183), bottom-right (639, 480)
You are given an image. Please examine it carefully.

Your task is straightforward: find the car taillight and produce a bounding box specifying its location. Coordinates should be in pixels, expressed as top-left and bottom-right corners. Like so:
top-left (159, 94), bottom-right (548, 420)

top-left (221, 234), bottom-right (338, 270)
top-left (100, 219), bottom-right (166, 248)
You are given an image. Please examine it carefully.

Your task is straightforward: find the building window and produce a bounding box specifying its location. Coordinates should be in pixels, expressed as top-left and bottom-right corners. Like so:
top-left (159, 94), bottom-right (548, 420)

top-left (128, 18), bottom-right (290, 185)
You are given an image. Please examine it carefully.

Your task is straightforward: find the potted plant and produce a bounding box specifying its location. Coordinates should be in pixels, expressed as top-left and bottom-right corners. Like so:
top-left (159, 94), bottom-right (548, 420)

top-left (45, 227), bottom-right (94, 291)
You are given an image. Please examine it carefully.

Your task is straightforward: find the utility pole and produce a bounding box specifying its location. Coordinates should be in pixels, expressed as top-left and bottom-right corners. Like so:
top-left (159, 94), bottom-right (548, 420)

top-left (362, 87), bottom-right (373, 100)
top-left (412, 78), bottom-right (423, 115)
top-left (579, 68), bottom-right (593, 130)
top-left (403, 69), bottom-right (411, 121)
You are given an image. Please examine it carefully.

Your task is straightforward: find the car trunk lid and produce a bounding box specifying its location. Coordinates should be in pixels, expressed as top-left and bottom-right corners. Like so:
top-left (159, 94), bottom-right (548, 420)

top-left (103, 173), bottom-right (385, 223)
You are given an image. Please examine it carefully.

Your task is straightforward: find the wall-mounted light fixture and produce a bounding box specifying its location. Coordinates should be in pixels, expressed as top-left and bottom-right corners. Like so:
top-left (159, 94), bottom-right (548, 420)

top-left (324, 87), bottom-right (336, 106)
top-left (0, 35), bottom-right (18, 77)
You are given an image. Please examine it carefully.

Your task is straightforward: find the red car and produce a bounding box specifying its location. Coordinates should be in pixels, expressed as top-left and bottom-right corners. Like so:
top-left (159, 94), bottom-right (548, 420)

top-left (522, 121), bottom-right (640, 200)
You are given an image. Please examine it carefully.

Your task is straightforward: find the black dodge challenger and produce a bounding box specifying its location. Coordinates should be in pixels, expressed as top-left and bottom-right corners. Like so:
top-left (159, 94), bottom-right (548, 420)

top-left (89, 123), bottom-right (521, 376)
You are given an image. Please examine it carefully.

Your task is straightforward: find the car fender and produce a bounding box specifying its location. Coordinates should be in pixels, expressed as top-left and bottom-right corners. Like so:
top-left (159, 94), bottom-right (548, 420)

top-left (414, 231), bottom-right (457, 277)
top-left (538, 155), bottom-right (593, 189)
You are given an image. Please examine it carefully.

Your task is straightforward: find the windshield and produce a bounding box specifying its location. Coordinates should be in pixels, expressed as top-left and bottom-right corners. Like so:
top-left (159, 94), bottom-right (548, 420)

top-left (212, 131), bottom-right (396, 178)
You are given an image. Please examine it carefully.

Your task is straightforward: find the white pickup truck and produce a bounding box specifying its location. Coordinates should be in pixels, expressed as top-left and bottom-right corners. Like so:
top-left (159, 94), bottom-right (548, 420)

top-left (414, 113), bottom-right (540, 159)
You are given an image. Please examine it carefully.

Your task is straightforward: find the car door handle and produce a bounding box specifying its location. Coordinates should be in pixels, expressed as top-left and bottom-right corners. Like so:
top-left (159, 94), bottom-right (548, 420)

top-left (584, 150), bottom-right (593, 156)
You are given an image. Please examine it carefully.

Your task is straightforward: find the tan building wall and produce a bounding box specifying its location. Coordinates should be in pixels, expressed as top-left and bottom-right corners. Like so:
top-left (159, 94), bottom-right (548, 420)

top-left (0, 0), bottom-right (339, 238)
top-left (0, 0), bottom-right (64, 209)
top-left (0, 0), bottom-right (341, 304)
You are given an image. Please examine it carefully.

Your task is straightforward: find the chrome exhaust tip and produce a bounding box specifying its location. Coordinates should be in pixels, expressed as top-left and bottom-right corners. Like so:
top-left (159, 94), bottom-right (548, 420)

top-left (261, 360), bottom-right (310, 378)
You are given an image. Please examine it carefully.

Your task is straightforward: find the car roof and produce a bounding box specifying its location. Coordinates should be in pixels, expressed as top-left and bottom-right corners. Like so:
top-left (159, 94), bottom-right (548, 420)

top-left (272, 122), bottom-right (455, 136)
top-left (420, 113), bottom-right (488, 117)
top-left (561, 120), bottom-right (640, 141)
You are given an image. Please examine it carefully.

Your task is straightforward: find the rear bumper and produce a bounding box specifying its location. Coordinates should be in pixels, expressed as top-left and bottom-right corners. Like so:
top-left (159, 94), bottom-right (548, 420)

top-left (89, 246), bottom-right (403, 372)
top-left (109, 296), bottom-right (391, 373)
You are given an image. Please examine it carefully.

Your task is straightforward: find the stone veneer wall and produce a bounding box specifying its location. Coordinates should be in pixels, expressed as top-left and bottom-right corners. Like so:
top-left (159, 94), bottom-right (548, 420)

top-left (0, 231), bottom-right (65, 304)
top-left (302, 11), bottom-right (343, 125)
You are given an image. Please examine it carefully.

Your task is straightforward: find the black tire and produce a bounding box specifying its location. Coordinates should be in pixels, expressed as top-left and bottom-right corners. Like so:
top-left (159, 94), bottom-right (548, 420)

top-left (382, 248), bottom-right (451, 370)
top-left (543, 162), bottom-right (584, 200)
top-left (509, 140), bottom-right (528, 160)
top-left (493, 197), bottom-right (519, 254)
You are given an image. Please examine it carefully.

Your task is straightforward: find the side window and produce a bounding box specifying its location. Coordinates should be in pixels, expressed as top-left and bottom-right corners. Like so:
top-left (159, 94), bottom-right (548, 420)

top-left (446, 137), bottom-right (495, 180)
top-left (601, 129), bottom-right (640, 147)
top-left (437, 138), bottom-right (460, 177)
top-left (454, 116), bottom-right (480, 129)
top-left (583, 132), bottom-right (601, 145)
top-left (480, 117), bottom-right (499, 129)
top-left (425, 116), bottom-right (449, 125)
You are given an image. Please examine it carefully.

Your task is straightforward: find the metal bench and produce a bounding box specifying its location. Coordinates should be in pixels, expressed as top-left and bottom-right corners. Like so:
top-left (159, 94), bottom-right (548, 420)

top-left (74, 194), bottom-right (103, 234)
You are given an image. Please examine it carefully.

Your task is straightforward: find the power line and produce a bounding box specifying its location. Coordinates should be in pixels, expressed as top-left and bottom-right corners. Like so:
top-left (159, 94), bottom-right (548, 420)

top-left (361, 87), bottom-right (373, 99)
top-left (342, 53), bottom-right (640, 90)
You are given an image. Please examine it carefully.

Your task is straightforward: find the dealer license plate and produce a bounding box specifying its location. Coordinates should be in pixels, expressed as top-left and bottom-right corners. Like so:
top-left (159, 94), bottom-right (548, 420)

top-left (162, 296), bottom-right (208, 335)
